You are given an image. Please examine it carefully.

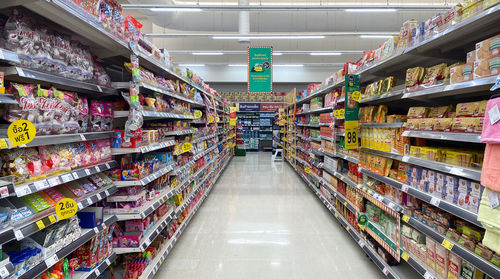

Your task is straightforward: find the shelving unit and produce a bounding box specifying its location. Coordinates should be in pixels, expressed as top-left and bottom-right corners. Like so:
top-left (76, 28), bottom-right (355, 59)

top-left (236, 111), bottom-right (275, 151)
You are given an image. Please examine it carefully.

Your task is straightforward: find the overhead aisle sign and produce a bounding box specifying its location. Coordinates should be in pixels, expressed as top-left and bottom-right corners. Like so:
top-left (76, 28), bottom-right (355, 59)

top-left (248, 47), bottom-right (273, 93)
top-left (344, 74), bottom-right (360, 150)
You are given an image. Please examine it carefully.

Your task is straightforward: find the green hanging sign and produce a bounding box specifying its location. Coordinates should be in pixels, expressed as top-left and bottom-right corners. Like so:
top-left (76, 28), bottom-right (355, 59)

top-left (344, 74), bottom-right (360, 150)
top-left (248, 46), bottom-right (273, 93)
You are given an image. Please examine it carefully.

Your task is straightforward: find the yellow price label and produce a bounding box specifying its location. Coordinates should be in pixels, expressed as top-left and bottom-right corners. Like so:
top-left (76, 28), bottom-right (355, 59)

top-left (36, 220), bottom-right (45, 230)
top-left (352, 91), bottom-right (362, 102)
top-left (208, 115), bottom-right (215, 123)
top-left (55, 198), bottom-right (78, 220)
top-left (346, 226), bottom-right (350, 231)
top-left (335, 213), bottom-right (338, 218)
top-left (441, 239), bottom-right (454, 251)
top-left (401, 252), bottom-right (410, 261)
top-left (305, 167), bottom-right (311, 174)
top-left (344, 120), bottom-right (359, 150)
top-left (216, 116), bottom-right (220, 123)
top-left (193, 110), bottom-right (202, 119)
top-left (402, 215), bottom-right (410, 223)
top-left (182, 142), bottom-right (192, 152)
top-left (8, 120), bottom-right (36, 147)
top-left (343, 201), bottom-right (347, 206)
top-left (48, 215), bottom-right (57, 224)
top-left (0, 139), bottom-right (8, 149)
top-left (333, 109), bottom-right (345, 119)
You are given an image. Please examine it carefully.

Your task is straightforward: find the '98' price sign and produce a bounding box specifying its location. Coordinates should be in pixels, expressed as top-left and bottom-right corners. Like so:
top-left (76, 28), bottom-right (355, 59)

top-left (345, 121), bottom-right (359, 150)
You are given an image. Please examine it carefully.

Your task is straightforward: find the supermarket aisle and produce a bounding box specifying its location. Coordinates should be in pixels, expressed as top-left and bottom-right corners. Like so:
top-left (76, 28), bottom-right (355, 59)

top-left (156, 153), bottom-right (384, 279)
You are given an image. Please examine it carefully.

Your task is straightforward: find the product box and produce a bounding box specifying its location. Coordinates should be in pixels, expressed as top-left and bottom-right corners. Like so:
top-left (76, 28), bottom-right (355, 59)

top-left (469, 182), bottom-right (482, 198)
top-left (448, 252), bottom-right (462, 279)
top-left (435, 244), bottom-right (449, 279)
top-left (450, 64), bottom-right (473, 84)
top-left (467, 50), bottom-right (476, 64)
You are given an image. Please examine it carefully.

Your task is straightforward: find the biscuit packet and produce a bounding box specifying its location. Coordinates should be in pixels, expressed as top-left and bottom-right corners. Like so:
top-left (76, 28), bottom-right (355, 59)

top-left (407, 107), bottom-right (429, 119)
top-left (452, 117), bottom-right (479, 133)
top-left (405, 67), bottom-right (425, 88)
top-left (422, 63), bottom-right (447, 87)
top-left (434, 118), bottom-right (454, 132)
top-left (428, 105), bottom-right (453, 118)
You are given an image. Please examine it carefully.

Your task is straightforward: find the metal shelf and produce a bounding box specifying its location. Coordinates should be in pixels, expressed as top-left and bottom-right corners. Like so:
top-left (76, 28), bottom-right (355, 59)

top-left (295, 80), bottom-right (344, 105)
top-left (0, 66), bottom-right (117, 95)
top-left (18, 215), bottom-right (117, 279)
top-left (360, 168), bottom-right (482, 227)
top-left (402, 76), bottom-right (497, 100)
top-left (297, 123), bottom-right (320, 128)
top-left (360, 122), bottom-right (404, 128)
top-left (361, 147), bottom-right (482, 181)
top-left (401, 130), bottom-right (481, 143)
top-left (111, 187), bottom-right (177, 220)
top-left (0, 94), bottom-right (18, 105)
top-left (320, 178), bottom-right (358, 214)
top-left (360, 88), bottom-right (404, 104)
top-left (6, 160), bottom-right (118, 198)
top-left (73, 253), bottom-right (117, 279)
top-left (297, 107), bottom-right (333, 115)
top-left (112, 140), bottom-right (176, 155)
top-left (113, 82), bottom-right (205, 107)
top-left (357, 5), bottom-right (500, 81)
top-left (113, 163), bottom-right (176, 187)
top-left (404, 215), bottom-right (500, 279)
top-left (115, 110), bottom-right (194, 119)
top-left (114, 209), bottom-right (175, 254)
top-left (0, 131), bottom-right (112, 149)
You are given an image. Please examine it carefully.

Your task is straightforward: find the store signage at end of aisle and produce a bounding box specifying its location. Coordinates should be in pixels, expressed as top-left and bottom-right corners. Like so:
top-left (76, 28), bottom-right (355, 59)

top-left (55, 198), bottom-right (77, 220)
top-left (248, 46), bottom-right (272, 94)
top-left (7, 120), bottom-right (36, 147)
top-left (260, 103), bottom-right (285, 112)
top-left (238, 103), bottom-right (260, 112)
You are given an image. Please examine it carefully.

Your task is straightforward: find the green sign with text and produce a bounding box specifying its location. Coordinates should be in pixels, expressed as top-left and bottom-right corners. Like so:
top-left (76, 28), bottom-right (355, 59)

top-left (248, 47), bottom-right (272, 93)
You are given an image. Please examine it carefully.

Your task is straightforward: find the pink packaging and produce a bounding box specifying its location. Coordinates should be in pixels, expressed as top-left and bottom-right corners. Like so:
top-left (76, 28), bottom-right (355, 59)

top-left (125, 220), bottom-right (145, 232)
top-left (435, 244), bottom-right (448, 279)
top-left (447, 252), bottom-right (462, 279)
top-left (89, 101), bottom-right (114, 132)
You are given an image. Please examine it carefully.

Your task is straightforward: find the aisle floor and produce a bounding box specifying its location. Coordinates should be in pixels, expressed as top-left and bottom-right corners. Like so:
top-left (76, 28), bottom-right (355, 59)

top-left (156, 153), bottom-right (386, 279)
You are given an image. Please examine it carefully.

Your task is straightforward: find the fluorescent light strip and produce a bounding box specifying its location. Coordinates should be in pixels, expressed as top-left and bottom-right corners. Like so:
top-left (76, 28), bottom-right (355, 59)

top-left (273, 52), bottom-right (283, 55)
top-left (360, 35), bottom-right (394, 38)
top-left (192, 52), bottom-right (224, 55)
top-left (310, 52), bottom-right (342, 56)
top-left (275, 64), bottom-right (304, 67)
top-left (150, 8), bottom-right (202, 12)
top-left (213, 36), bottom-right (325, 40)
top-left (345, 9), bottom-right (397, 12)
top-left (228, 64), bottom-right (246, 67)
top-left (178, 64), bottom-right (205, 67)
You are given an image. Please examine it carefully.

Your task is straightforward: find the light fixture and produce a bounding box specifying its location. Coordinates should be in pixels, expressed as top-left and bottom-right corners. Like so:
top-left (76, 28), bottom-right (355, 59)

top-left (310, 52), bottom-right (342, 56)
top-left (345, 8), bottom-right (397, 12)
top-left (228, 64), bottom-right (247, 67)
top-left (150, 8), bottom-right (202, 12)
top-left (274, 64), bottom-right (304, 67)
top-left (273, 52), bottom-right (283, 55)
top-left (192, 52), bottom-right (224, 55)
top-left (360, 35), bottom-right (394, 39)
top-left (178, 64), bottom-right (205, 67)
top-left (213, 35), bottom-right (325, 40)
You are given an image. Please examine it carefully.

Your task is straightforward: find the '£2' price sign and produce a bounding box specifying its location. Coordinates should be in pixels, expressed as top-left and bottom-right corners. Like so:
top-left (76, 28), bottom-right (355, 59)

top-left (8, 120), bottom-right (36, 147)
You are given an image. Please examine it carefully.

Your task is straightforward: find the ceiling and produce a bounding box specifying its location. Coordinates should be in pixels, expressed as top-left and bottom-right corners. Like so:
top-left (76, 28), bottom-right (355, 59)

top-left (121, 0), bottom-right (458, 82)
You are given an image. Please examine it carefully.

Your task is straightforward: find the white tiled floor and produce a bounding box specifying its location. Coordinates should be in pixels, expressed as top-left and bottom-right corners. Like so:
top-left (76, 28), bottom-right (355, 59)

top-left (156, 153), bottom-right (386, 279)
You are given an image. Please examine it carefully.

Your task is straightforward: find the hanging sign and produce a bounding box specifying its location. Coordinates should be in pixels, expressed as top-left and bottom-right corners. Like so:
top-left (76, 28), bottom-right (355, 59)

top-left (344, 74), bottom-right (360, 150)
top-left (248, 46), bottom-right (273, 93)
top-left (55, 198), bottom-right (77, 220)
top-left (8, 120), bottom-right (36, 147)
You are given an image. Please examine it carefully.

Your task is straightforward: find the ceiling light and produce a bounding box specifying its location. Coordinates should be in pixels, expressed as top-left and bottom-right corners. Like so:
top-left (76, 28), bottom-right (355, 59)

top-left (213, 35), bottom-right (325, 40)
top-left (150, 8), bottom-right (202, 12)
top-left (345, 9), bottom-right (397, 12)
top-left (273, 52), bottom-right (283, 55)
top-left (310, 52), bottom-right (342, 56)
top-left (275, 64), bottom-right (304, 67)
top-left (360, 35), bottom-right (394, 39)
top-left (228, 64), bottom-right (246, 67)
top-left (178, 64), bottom-right (205, 67)
top-left (192, 52), bottom-right (224, 55)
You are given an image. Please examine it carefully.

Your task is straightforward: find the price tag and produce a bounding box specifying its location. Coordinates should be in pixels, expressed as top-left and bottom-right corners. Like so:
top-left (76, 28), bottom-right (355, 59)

top-left (305, 167), bottom-right (311, 174)
top-left (441, 239), bottom-right (454, 251)
top-left (0, 139), bottom-right (8, 149)
top-left (346, 226), bottom-right (350, 231)
top-left (358, 239), bottom-right (365, 248)
top-left (488, 104), bottom-right (500, 125)
top-left (382, 267), bottom-right (389, 275)
top-left (95, 166), bottom-right (101, 172)
top-left (430, 197), bottom-right (441, 207)
top-left (48, 215), bottom-right (57, 224)
top-left (334, 213), bottom-right (338, 218)
top-left (97, 85), bottom-right (103, 92)
top-left (72, 172), bottom-right (79, 180)
top-left (47, 177), bottom-right (61, 187)
top-left (96, 193), bottom-right (102, 200)
top-left (36, 220), bottom-right (45, 230)
top-left (488, 190), bottom-right (499, 209)
top-left (94, 269), bottom-right (101, 276)
top-left (105, 190), bottom-right (110, 196)
top-left (94, 227), bottom-right (99, 233)
top-left (80, 134), bottom-right (86, 141)
top-left (14, 230), bottom-right (24, 240)
top-left (105, 259), bottom-right (111, 266)
top-left (55, 198), bottom-right (78, 220)
top-left (423, 271), bottom-right (435, 279)
top-left (401, 252), bottom-right (409, 261)
top-left (401, 184), bottom-right (409, 193)
top-left (402, 156), bottom-right (410, 162)
top-left (344, 120), bottom-right (358, 150)
top-left (105, 163), bottom-right (111, 169)
top-left (208, 115), bottom-right (215, 123)
top-left (7, 120), bottom-right (36, 147)
top-left (351, 91), bottom-right (362, 102)
top-left (16, 68), bottom-right (24, 76)
top-left (34, 180), bottom-right (48, 191)
top-left (449, 167), bottom-right (461, 175)
top-left (45, 254), bottom-right (59, 267)
top-left (85, 169), bottom-right (91, 176)
top-left (0, 266), bottom-right (9, 278)
top-left (87, 197), bottom-right (93, 204)
top-left (77, 202), bottom-right (83, 210)
top-left (61, 174), bottom-right (73, 183)
top-left (402, 215), bottom-right (410, 223)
